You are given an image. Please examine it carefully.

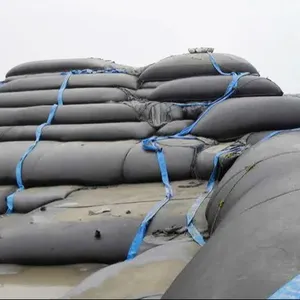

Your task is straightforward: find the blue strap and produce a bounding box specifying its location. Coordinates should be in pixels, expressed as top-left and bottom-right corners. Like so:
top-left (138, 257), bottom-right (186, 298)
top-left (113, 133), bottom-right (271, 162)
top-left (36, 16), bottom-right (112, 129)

top-left (6, 67), bottom-right (128, 213)
top-left (186, 193), bottom-right (207, 246)
top-left (126, 140), bottom-right (173, 260)
top-left (6, 71), bottom-right (72, 214)
top-left (57, 72), bottom-right (73, 105)
top-left (258, 126), bottom-right (300, 145)
top-left (175, 73), bottom-right (248, 137)
top-left (208, 52), bottom-right (236, 77)
top-left (186, 145), bottom-right (245, 245)
top-left (128, 139), bottom-right (246, 256)
top-left (268, 275), bottom-right (300, 299)
top-left (127, 53), bottom-right (248, 259)
top-left (206, 147), bottom-right (238, 193)
top-left (17, 104), bottom-right (59, 188)
top-left (6, 104), bottom-right (59, 214)
top-left (142, 139), bottom-right (173, 198)
top-left (127, 194), bottom-right (171, 260)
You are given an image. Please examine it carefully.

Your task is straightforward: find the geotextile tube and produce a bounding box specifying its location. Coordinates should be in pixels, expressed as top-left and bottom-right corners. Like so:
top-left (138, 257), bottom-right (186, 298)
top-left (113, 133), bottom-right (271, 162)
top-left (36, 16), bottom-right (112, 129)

top-left (191, 95), bottom-right (300, 141)
top-left (149, 75), bottom-right (282, 102)
top-left (0, 73), bottom-right (138, 92)
top-left (62, 242), bottom-right (200, 299)
top-left (139, 52), bottom-right (258, 82)
top-left (0, 88), bottom-right (136, 107)
top-left (0, 101), bottom-right (185, 125)
top-left (5, 58), bottom-right (139, 77)
top-left (163, 131), bottom-right (300, 299)
top-left (0, 139), bottom-right (213, 186)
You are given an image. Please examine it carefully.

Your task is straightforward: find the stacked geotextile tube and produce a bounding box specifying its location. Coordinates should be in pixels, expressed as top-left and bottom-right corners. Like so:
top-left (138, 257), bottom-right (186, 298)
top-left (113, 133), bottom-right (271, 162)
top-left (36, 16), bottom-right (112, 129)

top-left (0, 51), bottom-right (285, 215)
top-left (1, 49), bottom-right (300, 299)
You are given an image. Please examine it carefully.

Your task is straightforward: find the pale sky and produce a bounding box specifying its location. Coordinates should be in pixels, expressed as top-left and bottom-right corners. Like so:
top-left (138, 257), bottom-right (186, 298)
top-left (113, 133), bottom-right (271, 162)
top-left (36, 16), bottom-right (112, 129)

top-left (0, 0), bottom-right (299, 93)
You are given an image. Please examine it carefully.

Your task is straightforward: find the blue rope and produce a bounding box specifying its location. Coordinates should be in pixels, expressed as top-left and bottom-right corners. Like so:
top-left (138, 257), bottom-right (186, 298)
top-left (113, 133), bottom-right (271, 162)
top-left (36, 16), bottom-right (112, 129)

top-left (126, 53), bottom-right (249, 260)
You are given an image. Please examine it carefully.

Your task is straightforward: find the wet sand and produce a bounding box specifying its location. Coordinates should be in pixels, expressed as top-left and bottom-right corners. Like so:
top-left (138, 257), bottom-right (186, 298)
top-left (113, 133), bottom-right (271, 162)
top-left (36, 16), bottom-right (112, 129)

top-left (0, 264), bottom-right (106, 299)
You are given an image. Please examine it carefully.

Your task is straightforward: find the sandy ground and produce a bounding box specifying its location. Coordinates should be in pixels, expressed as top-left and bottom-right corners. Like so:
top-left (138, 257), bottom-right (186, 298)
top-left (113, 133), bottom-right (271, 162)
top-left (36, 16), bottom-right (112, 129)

top-left (0, 264), bottom-right (106, 299)
top-left (0, 180), bottom-right (208, 299)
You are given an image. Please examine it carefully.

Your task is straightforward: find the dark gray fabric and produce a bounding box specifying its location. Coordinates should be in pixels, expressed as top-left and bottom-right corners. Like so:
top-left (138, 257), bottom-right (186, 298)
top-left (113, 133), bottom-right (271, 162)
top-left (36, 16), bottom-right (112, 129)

top-left (192, 95), bottom-right (300, 141)
top-left (6, 58), bottom-right (139, 77)
top-left (149, 75), bottom-right (282, 102)
top-left (0, 123), bottom-right (155, 142)
top-left (139, 53), bottom-right (258, 82)
top-left (0, 73), bottom-right (138, 92)
top-left (0, 88), bottom-right (132, 107)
